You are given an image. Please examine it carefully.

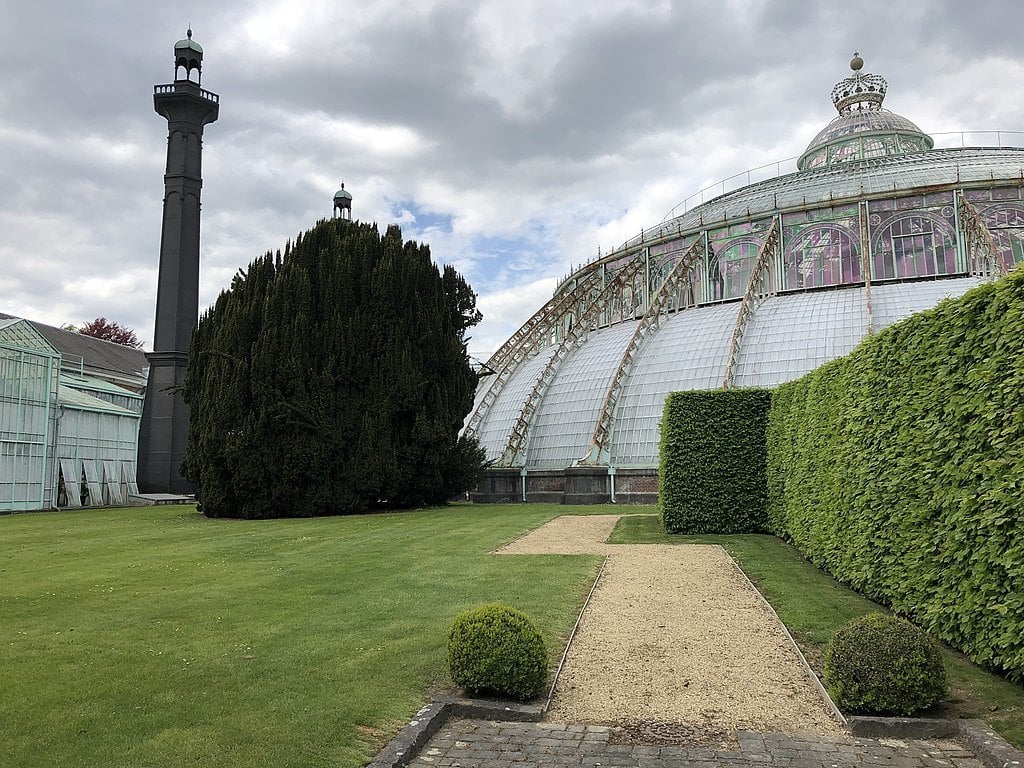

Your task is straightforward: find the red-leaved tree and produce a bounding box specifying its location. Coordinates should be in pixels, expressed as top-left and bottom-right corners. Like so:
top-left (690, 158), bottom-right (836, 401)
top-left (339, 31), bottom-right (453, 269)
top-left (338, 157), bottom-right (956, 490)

top-left (77, 317), bottom-right (144, 348)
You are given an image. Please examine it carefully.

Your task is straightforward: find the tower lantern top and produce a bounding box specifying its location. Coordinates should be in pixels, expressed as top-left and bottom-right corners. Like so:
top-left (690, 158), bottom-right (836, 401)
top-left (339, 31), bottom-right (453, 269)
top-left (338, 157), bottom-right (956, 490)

top-left (333, 182), bottom-right (353, 220)
top-left (334, 182), bottom-right (353, 202)
top-left (173, 28), bottom-right (204, 83)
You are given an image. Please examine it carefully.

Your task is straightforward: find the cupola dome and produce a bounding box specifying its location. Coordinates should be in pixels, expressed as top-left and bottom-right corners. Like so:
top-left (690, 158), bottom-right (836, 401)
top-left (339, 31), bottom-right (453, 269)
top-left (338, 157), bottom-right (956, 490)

top-left (797, 54), bottom-right (933, 171)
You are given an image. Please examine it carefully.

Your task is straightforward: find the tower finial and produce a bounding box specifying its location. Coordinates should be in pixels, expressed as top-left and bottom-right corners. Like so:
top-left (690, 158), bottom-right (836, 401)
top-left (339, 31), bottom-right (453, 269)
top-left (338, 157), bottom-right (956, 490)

top-left (830, 52), bottom-right (886, 115)
top-left (187, 27), bottom-right (192, 39)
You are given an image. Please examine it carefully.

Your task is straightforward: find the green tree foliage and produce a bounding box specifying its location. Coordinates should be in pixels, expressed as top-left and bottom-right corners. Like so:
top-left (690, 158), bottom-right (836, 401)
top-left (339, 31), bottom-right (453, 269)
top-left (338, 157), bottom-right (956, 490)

top-left (767, 269), bottom-right (1024, 682)
top-left (659, 389), bottom-right (772, 533)
top-left (181, 219), bottom-right (485, 518)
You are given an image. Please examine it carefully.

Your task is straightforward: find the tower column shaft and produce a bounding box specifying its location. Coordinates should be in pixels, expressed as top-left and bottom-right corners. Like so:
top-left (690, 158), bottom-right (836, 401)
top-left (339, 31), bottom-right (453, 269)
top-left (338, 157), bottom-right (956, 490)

top-left (138, 78), bottom-right (219, 494)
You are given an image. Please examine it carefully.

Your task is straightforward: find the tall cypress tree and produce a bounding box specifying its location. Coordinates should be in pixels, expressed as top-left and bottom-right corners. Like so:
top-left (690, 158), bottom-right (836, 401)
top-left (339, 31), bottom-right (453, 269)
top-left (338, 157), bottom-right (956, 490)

top-left (181, 218), bottom-right (485, 518)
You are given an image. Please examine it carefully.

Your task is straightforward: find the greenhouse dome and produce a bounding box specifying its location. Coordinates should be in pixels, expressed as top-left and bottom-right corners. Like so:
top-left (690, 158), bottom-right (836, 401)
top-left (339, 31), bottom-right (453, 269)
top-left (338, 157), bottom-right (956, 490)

top-left (466, 55), bottom-right (1024, 505)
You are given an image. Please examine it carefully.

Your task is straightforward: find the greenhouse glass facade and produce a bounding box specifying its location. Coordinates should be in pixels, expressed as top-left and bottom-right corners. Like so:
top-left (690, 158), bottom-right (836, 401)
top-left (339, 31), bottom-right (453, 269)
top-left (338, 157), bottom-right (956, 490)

top-left (467, 58), bottom-right (1024, 504)
top-left (0, 320), bottom-right (60, 511)
top-left (0, 319), bottom-right (142, 511)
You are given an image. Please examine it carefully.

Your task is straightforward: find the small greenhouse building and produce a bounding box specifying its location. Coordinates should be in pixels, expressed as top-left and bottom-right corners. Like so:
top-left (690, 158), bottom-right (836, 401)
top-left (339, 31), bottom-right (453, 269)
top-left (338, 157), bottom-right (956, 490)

top-left (0, 318), bottom-right (141, 512)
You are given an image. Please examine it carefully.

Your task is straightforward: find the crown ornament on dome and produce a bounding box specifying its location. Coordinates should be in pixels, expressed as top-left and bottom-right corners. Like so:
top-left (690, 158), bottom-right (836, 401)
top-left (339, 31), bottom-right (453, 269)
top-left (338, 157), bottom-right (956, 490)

top-left (830, 52), bottom-right (888, 115)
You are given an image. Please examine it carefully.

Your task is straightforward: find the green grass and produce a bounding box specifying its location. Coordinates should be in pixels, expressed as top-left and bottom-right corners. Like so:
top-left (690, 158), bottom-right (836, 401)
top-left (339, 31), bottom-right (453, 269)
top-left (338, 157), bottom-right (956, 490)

top-left (1, 503), bottom-right (637, 768)
top-left (610, 514), bottom-right (1024, 747)
top-left (8, 504), bottom-right (1019, 764)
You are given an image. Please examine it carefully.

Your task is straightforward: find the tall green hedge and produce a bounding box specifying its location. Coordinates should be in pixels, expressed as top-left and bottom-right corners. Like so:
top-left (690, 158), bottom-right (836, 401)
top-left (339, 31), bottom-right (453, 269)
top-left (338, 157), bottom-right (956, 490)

top-left (767, 269), bottom-right (1024, 682)
top-left (660, 388), bottom-right (772, 533)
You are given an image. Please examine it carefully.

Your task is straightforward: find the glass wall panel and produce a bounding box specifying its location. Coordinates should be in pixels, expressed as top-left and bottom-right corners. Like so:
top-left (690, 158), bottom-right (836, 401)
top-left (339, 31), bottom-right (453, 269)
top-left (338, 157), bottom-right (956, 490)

top-left (966, 188), bottom-right (1024, 269)
top-left (610, 304), bottom-right (736, 466)
top-left (869, 194), bottom-right (958, 279)
top-left (474, 349), bottom-right (556, 461)
top-left (706, 220), bottom-right (771, 302)
top-left (0, 343), bottom-right (57, 511)
top-left (732, 290), bottom-right (867, 388)
top-left (871, 278), bottom-right (980, 329)
top-left (782, 204), bottom-right (862, 289)
top-left (525, 323), bottom-right (636, 468)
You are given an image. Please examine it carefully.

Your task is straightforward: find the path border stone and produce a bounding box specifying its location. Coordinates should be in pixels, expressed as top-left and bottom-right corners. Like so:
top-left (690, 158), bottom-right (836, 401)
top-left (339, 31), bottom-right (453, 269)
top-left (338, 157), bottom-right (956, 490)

top-left (544, 555), bottom-right (609, 711)
top-left (848, 717), bottom-right (1023, 768)
top-left (368, 700), bottom-right (1023, 768)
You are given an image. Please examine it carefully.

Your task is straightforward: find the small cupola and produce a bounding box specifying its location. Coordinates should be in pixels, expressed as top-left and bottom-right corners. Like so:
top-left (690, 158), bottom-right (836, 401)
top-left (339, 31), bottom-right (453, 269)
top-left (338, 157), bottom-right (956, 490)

top-left (797, 53), bottom-right (934, 171)
top-left (174, 28), bottom-right (204, 83)
top-left (333, 183), bottom-right (353, 220)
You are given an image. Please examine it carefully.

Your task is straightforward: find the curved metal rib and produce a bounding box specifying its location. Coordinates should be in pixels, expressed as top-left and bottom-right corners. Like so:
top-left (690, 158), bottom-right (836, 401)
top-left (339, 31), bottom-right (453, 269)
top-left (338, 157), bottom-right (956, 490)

top-left (464, 270), bottom-right (602, 438)
top-left (580, 237), bottom-right (706, 465)
top-left (495, 254), bottom-right (647, 467)
top-left (958, 192), bottom-right (1008, 279)
top-left (721, 216), bottom-right (781, 389)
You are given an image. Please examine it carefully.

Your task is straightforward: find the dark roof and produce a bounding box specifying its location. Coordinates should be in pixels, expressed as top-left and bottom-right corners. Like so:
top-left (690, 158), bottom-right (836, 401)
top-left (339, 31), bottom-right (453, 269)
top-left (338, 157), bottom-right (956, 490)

top-left (0, 312), bottom-right (148, 380)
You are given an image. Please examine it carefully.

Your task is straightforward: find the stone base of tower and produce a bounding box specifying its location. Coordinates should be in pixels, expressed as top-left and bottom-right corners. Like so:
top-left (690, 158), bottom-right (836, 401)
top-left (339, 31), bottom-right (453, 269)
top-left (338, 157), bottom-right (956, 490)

top-left (137, 351), bottom-right (195, 495)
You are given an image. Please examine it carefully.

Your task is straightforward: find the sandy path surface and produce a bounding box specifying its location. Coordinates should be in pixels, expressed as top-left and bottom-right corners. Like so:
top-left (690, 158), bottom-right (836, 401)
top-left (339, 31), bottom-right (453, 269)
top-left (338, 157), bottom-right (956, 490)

top-left (498, 515), bottom-right (843, 741)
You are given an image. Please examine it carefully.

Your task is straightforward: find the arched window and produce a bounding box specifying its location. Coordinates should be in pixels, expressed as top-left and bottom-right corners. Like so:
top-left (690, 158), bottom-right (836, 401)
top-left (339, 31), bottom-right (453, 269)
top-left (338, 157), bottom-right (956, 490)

top-left (784, 224), bottom-right (861, 288)
top-left (872, 212), bottom-right (957, 279)
top-left (708, 238), bottom-right (760, 301)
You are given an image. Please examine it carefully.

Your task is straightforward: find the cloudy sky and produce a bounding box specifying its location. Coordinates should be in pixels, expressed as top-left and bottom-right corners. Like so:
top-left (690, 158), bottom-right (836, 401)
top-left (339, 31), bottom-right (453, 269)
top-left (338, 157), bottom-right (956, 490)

top-left (2, 1), bottom-right (1022, 361)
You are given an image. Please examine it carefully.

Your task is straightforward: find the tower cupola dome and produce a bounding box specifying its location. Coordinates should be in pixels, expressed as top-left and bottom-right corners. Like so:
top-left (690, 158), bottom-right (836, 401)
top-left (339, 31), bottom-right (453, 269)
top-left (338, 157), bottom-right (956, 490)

top-left (174, 29), bottom-right (204, 83)
top-left (333, 183), bottom-right (353, 220)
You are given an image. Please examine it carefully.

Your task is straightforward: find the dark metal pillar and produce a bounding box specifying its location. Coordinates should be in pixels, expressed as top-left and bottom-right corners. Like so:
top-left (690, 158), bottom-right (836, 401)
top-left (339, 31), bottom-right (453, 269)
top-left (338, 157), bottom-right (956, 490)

top-left (138, 33), bottom-right (219, 493)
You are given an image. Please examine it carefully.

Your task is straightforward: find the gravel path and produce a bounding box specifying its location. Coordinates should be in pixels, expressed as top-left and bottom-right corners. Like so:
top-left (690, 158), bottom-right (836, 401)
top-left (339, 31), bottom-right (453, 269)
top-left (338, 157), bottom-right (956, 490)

top-left (497, 515), bottom-right (844, 743)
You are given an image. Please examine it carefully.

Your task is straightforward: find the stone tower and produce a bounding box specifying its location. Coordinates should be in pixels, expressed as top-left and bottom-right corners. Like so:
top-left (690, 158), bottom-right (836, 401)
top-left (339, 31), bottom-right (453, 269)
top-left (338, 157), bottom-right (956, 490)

top-left (137, 30), bottom-right (219, 493)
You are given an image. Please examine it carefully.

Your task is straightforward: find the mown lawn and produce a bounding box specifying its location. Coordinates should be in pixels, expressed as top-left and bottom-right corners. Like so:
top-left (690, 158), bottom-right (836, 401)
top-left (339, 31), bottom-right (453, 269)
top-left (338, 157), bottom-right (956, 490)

top-left (9, 504), bottom-right (1019, 765)
top-left (610, 514), bottom-right (1024, 748)
top-left (1, 503), bottom-right (640, 768)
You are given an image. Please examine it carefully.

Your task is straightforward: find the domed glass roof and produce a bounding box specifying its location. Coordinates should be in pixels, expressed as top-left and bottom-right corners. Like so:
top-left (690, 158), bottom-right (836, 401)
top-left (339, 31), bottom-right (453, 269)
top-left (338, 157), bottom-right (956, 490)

top-left (797, 54), bottom-right (933, 171)
top-left (465, 52), bottom-right (1024, 485)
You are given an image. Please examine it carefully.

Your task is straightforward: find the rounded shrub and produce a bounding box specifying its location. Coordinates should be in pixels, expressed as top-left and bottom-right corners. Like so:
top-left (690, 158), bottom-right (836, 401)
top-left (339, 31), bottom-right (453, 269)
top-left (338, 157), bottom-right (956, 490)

top-left (447, 604), bottom-right (548, 701)
top-left (824, 613), bottom-right (947, 715)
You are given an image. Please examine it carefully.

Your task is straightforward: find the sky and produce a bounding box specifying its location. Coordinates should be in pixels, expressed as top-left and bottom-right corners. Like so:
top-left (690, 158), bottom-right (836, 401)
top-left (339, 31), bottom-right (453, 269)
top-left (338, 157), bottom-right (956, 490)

top-left (2, 1), bottom-right (1023, 362)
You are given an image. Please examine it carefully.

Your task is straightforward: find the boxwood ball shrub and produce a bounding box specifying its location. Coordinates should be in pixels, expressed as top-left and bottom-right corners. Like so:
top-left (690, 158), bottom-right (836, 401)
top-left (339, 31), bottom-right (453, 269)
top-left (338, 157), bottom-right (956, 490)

top-left (448, 604), bottom-right (548, 701)
top-left (824, 613), bottom-right (946, 715)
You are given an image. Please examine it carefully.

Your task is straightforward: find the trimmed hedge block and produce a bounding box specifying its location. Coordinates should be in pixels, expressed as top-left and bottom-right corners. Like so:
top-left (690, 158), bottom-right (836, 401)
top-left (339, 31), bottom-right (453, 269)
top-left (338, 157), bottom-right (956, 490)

top-left (659, 388), bottom-right (772, 534)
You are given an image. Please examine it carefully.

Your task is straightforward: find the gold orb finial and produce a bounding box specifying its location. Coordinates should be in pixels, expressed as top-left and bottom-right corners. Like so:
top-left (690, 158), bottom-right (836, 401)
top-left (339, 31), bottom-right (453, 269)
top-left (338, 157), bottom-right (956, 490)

top-left (850, 52), bottom-right (864, 71)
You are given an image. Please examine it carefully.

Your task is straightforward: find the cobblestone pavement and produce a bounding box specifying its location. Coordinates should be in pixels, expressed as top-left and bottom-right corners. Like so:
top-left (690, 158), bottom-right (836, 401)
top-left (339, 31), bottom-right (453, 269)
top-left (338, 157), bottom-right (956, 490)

top-left (411, 719), bottom-right (985, 768)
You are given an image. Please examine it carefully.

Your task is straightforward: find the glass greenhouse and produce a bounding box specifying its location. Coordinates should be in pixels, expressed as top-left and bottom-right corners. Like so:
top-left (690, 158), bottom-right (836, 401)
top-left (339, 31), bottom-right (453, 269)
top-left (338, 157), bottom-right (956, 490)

top-left (0, 319), bottom-right (142, 511)
top-left (467, 57), bottom-right (1024, 504)
top-left (0, 319), bottom-right (60, 511)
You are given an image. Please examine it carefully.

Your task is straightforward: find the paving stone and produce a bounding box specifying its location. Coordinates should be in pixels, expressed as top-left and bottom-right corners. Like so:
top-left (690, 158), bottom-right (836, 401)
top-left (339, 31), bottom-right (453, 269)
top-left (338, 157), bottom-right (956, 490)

top-left (393, 718), bottom-right (991, 768)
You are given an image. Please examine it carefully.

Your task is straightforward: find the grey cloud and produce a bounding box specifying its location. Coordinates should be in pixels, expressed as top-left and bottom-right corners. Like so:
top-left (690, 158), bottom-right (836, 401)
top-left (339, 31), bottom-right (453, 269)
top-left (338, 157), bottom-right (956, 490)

top-left (1, 0), bottom-right (1022, 356)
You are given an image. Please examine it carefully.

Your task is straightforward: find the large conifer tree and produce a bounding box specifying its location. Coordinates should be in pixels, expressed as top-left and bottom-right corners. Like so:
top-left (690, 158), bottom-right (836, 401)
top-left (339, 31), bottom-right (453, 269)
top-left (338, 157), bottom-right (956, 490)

top-left (181, 219), bottom-right (485, 518)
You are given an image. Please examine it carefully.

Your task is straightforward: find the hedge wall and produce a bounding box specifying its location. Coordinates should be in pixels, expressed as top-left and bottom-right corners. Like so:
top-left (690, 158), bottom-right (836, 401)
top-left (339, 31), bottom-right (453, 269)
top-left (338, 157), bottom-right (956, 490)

top-left (767, 269), bottom-right (1024, 682)
top-left (660, 388), bottom-right (772, 533)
